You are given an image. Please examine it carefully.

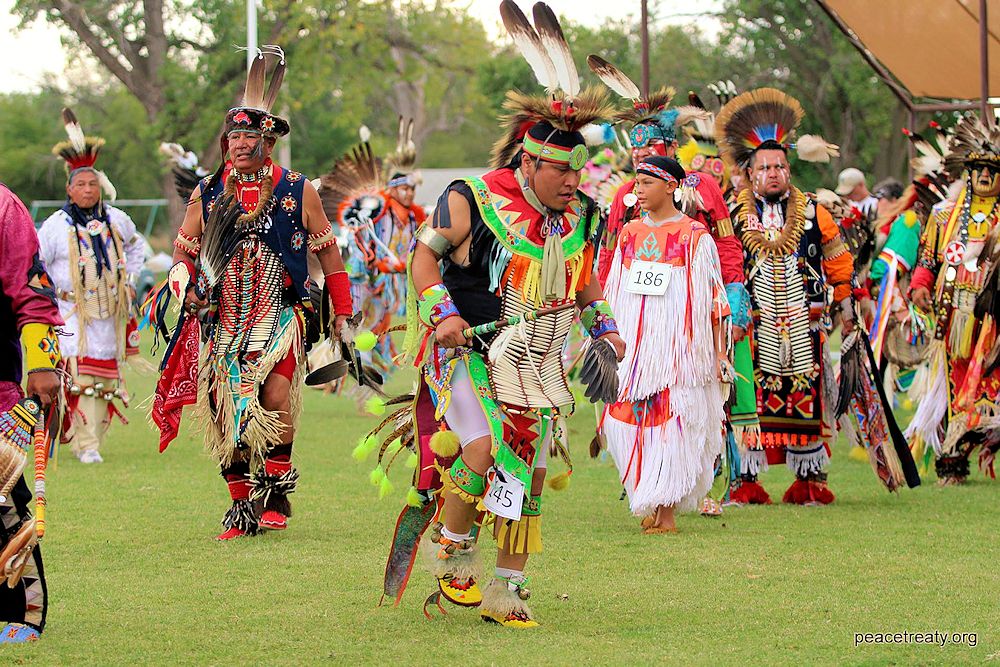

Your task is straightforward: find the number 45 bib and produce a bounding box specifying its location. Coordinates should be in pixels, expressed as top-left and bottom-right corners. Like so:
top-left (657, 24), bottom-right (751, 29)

top-left (483, 466), bottom-right (525, 521)
top-left (626, 259), bottom-right (670, 296)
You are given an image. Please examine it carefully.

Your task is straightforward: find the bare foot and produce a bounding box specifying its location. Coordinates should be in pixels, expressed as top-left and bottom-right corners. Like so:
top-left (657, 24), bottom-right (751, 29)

top-left (643, 505), bottom-right (676, 534)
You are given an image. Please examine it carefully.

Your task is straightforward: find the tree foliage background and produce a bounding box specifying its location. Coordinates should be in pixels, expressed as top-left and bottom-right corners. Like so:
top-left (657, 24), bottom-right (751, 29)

top-left (1, 0), bottom-right (959, 232)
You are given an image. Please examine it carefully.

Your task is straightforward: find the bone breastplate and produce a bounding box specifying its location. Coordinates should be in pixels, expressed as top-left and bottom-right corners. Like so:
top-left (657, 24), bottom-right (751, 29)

top-left (488, 275), bottom-right (574, 410)
top-left (752, 253), bottom-right (812, 376)
top-left (75, 226), bottom-right (123, 320)
top-left (214, 234), bottom-right (286, 357)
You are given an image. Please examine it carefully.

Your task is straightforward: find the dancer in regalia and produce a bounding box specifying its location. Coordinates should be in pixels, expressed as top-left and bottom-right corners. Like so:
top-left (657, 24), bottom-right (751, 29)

top-left (907, 113), bottom-right (1000, 484)
top-left (38, 109), bottom-right (145, 463)
top-left (602, 156), bottom-right (731, 532)
top-left (150, 47), bottom-right (354, 538)
top-left (368, 1), bottom-right (624, 628)
top-left (0, 184), bottom-right (62, 642)
top-left (716, 88), bottom-right (854, 505)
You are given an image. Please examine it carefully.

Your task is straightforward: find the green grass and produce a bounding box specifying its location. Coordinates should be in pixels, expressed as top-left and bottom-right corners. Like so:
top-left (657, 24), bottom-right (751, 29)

top-left (6, 357), bottom-right (1000, 666)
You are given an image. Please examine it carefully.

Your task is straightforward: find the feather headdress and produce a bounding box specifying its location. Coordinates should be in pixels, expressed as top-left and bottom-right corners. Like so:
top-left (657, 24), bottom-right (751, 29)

top-left (225, 45), bottom-right (290, 137)
top-left (491, 1), bottom-right (614, 168)
top-left (715, 87), bottom-right (838, 170)
top-left (385, 116), bottom-right (421, 186)
top-left (587, 54), bottom-right (711, 151)
top-left (944, 113), bottom-right (1000, 179)
top-left (51, 107), bottom-right (117, 201)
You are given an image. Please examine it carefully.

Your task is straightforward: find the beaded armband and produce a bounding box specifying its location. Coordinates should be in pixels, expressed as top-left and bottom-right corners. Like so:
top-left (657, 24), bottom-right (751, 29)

top-left (417, 283), bottom-right (460, 328)
top-left (308, 222), bottom-right (337, 253)
top-left (173, 229), bottom-right (201, 257)
top-left (580, 299), bottom-right (618, 338)
top-left (21, 323), bottom-right (61, 371)
top-left (725, 283), bottom-right (752, 329)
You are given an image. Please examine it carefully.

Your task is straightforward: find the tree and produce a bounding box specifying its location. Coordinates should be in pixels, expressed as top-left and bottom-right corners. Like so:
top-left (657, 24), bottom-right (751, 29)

top-left (716, 0), bottom-right (909, 190)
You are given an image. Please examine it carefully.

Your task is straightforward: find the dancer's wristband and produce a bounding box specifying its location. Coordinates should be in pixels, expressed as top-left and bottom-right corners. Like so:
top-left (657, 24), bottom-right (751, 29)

top-left (325, 271), bottom-right (354, 317)
top-left (580, 299), bottom-right (618, 338)
top-left (417, 283), bottom-right (459, 328)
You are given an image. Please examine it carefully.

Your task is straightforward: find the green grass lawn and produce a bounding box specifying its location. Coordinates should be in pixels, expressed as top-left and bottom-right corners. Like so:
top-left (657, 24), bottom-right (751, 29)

top-left (6, 357), bottom-right (1000, 666)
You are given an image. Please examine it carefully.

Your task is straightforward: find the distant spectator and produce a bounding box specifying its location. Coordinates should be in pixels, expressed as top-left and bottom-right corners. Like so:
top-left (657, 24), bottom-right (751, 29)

top-left (872, 177), bottom-right (905, 248)
top-left (835, 167), bottom-right (879, 216)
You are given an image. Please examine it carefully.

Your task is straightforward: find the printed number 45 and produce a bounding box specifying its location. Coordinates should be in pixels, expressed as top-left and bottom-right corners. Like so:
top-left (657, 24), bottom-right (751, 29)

top-left (490, 485), bottom-right (513, 508)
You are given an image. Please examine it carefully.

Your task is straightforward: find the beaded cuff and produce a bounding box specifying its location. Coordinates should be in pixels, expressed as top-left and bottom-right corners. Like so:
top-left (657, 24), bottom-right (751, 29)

top-left (580, 299), bottom-right (618, 338)
top-left (22, 323), bottom-right (61, 371)
top-left (449, 458), bottom-right (485, 497)
top-left (417, 283), bottom-right (460, 328)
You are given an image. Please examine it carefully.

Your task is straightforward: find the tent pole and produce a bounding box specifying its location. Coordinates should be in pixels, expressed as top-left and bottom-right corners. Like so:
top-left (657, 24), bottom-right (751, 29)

top-left (908, 107), bottom-right (917, 182)
top-left (981, 0), bottom-right (992, 125)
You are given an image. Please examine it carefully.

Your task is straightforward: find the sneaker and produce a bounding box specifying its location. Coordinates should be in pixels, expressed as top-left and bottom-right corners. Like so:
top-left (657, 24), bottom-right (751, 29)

top-left (79, 450), bottom-right (103, 464)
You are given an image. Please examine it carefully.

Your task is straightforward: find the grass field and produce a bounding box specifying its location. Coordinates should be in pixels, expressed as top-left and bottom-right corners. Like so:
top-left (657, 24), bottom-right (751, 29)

top-left (6, 354), bottom-right (1000, 666)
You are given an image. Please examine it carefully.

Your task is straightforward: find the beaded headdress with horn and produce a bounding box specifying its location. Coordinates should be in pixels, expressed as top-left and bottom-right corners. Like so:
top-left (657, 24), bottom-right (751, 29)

top-left (51, 107), bottom-right (117, 201)
top-left (714, 87), bottom-right (838, 170)
top-left (491, 1), bottom-right (615, 170)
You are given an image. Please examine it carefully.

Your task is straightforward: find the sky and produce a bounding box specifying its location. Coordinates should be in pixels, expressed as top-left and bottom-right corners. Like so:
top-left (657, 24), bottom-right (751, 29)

top-left (0, 0), bottom-right (720, 92)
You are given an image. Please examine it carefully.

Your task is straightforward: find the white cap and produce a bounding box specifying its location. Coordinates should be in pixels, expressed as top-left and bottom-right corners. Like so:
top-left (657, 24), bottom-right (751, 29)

top-left (835, 167), bottom-right (866, 196)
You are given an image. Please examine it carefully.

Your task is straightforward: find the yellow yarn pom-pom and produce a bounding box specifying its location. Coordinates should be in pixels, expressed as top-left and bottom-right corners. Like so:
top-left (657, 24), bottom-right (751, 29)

top-left (546, 471), bottom-right (571, 491)
top-left (379, 476), bottom-right (395, 499)
top-left (406, 486), bottom-right (424, 507)
top-left (429, 428), bottom-right (461, 457)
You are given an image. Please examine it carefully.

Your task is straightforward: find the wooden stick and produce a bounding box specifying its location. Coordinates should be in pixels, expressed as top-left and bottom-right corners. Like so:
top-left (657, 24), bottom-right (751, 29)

top-left (462, 302), bottom-right (576, 340)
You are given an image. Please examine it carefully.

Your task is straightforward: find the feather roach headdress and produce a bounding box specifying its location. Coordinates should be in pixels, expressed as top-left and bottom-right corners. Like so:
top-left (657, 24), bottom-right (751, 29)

top-left (224, 45), bottom-right (289, 138)
top-left (51, 107), bottom-right (117, 201)
top-left (943, 113), bottom-right (1000, 180)
top-left (587, 54), bottom-right (709, 151)
top-left (491, 1), bottom-right (614, 169)
top-left (385, 117), bottom-right (421, 187)
top-left (714, 87), bottom-right (838, 171)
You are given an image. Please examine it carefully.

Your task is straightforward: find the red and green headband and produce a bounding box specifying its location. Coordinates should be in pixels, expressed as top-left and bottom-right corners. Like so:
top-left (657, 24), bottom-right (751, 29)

top-left (523, 134), bottom-right (589, 170)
